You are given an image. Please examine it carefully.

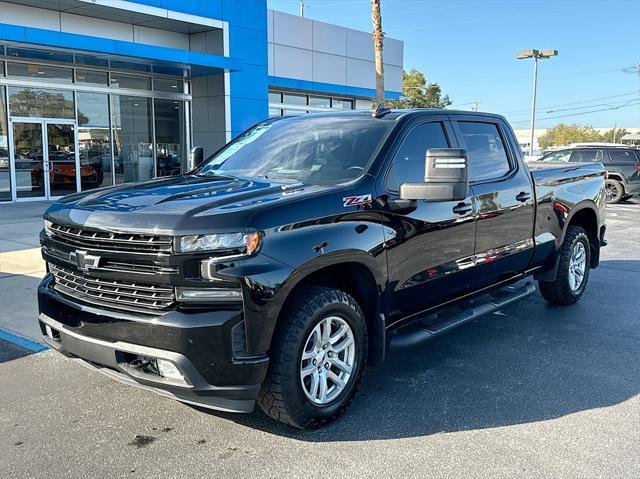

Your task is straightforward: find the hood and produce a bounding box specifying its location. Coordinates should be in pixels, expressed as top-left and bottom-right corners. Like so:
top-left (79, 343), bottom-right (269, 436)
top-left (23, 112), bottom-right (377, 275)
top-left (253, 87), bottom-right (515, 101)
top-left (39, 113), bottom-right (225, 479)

top-left (45, 175), bottom-right (333, 235)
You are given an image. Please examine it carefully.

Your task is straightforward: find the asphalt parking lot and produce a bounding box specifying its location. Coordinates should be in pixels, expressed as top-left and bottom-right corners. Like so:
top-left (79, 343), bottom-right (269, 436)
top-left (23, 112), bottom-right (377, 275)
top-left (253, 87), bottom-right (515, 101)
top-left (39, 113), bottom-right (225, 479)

top-left (0, 199), bottom-right (638, 478)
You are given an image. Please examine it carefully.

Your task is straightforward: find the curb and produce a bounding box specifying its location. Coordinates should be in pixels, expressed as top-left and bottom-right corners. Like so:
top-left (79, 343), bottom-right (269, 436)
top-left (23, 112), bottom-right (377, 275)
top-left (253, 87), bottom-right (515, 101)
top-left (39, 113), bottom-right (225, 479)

top-left (0, 329), bottom-right (48, 353)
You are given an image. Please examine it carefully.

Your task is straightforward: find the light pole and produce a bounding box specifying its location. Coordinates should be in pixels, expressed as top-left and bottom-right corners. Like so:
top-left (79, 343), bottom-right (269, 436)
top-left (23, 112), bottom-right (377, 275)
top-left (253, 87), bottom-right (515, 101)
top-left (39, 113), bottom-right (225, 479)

top-left (517, 49), bottom-right (558, 155)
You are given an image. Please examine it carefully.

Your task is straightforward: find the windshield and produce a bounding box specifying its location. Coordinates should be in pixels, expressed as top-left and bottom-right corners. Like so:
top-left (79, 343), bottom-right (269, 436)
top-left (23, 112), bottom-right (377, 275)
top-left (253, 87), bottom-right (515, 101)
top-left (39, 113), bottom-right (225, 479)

top-left (196, 115), bottom-right (394, 185)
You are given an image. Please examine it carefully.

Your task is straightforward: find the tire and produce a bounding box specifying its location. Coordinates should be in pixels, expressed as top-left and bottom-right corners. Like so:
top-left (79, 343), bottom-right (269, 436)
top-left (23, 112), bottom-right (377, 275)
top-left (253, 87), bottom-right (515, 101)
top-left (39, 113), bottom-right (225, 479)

top-left (605, 179), bottom-right (624, 204)
top-left (538, 225), bottom-right (591, 305)
top-left (257, 286), bottom-right (367, 428)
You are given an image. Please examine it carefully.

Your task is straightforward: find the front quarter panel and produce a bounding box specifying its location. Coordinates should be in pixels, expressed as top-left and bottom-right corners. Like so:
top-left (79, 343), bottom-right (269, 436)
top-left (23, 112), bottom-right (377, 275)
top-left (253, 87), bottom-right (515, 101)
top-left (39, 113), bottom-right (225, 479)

top-left (215, 183), bottom-right (388, 353)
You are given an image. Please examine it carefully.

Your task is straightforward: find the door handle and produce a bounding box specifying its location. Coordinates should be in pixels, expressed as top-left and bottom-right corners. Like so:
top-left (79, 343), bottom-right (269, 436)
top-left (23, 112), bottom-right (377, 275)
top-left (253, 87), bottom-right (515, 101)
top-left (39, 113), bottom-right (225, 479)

top-left (516, 191), bottom-right (531, 202)
top-left (453, 202), bottom-right (472, 215)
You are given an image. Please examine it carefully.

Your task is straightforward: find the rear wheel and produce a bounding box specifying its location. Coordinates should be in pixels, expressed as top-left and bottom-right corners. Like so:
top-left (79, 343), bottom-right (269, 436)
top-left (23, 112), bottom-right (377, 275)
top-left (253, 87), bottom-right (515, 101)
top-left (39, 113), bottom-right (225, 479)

top-left (257, 286), bottom-right (367, 428)
top-left (605, 179), bottom-right (624, 203)
top-left (539, 225), bottom-right (590, 305)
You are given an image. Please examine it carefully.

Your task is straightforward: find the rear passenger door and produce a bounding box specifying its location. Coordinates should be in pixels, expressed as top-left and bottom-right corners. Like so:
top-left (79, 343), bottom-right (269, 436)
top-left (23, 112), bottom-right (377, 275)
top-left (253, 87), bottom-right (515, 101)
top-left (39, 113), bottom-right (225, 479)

top-left (451, 116), bottom-right (536, 288)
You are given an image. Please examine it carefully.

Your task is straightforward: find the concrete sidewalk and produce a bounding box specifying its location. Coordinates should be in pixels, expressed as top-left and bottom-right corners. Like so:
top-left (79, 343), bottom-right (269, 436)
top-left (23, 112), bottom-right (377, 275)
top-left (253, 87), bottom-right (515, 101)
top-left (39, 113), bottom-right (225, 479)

top-left (0, 202), bottom-right (51, 343)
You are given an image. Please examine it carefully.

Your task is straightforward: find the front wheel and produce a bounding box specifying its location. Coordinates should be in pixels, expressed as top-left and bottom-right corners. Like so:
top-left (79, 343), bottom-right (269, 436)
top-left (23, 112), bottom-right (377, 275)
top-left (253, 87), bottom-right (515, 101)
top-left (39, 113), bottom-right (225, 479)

top-left (539, 225), bottom-right (591, 305)
top-left (257, 286), bottom-right (367, 428)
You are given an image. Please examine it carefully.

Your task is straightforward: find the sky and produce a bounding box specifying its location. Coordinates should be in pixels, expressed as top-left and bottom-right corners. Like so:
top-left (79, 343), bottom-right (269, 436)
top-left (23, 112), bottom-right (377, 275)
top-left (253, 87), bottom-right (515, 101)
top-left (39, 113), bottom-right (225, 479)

top-left (267, 0), bottom-right (640, 130)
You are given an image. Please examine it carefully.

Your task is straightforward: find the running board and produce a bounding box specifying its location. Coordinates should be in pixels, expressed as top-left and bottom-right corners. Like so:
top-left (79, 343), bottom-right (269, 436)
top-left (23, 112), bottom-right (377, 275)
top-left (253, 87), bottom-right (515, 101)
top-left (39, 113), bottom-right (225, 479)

top-left (389, 280), bottom-right (537, 350)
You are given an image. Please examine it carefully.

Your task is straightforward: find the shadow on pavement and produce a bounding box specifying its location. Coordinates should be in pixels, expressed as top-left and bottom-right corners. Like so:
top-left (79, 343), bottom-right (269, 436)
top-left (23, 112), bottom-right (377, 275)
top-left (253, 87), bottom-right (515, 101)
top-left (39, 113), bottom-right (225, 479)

top-left (207, 259), bottom-right (640, 441)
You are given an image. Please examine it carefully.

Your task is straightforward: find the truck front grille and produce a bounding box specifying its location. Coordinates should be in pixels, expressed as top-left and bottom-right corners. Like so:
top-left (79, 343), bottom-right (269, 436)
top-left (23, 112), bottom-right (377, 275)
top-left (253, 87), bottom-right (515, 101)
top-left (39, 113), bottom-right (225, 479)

top-left (48, 223), bottom-right (173, 253)
top-left (49, 263), bottom-right (175, 315)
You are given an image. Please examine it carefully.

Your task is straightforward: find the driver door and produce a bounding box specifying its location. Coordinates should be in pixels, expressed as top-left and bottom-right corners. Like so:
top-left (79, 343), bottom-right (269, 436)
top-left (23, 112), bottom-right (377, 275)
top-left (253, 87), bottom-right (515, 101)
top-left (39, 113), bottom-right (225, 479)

top-left (379, 118), bottom-right (477, 324)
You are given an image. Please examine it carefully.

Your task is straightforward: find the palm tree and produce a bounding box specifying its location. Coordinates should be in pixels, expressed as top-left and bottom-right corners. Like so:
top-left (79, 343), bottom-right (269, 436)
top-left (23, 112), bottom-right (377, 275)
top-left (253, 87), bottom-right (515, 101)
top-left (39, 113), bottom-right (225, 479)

top-left (371, 0), bottom-right (384, 107)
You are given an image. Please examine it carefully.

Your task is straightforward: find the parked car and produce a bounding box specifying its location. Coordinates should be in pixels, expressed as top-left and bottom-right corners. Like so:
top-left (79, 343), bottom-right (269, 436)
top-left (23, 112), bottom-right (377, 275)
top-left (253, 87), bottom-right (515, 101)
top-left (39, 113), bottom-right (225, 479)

top-left (38, 109), bottom-right (606, 428)
top-left (536, 146), bottom-right (640, 203)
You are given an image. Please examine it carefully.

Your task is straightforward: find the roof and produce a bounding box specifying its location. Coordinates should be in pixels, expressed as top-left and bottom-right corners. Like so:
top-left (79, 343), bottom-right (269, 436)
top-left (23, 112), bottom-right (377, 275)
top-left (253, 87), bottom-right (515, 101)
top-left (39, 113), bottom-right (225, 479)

top-left (620, 133), bottom-right (640, 141)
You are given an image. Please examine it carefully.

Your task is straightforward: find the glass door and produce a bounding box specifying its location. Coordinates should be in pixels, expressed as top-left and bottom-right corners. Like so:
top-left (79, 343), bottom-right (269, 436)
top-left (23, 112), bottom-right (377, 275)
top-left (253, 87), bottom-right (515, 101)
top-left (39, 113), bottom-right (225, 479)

top-left (46, 122), bottom-right (78, 198)
top-left (12, 122), bottom-right (45, 199)
top-left (10, 120), bottom-right (79, 200)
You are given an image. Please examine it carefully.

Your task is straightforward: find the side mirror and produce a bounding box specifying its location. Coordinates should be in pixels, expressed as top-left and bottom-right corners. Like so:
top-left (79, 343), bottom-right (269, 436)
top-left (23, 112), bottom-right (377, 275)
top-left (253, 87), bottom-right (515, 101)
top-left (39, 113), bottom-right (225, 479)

top-left (190, 146), bottom-right (204, 168)
top-left (400, 148), bottom-right (469, 202)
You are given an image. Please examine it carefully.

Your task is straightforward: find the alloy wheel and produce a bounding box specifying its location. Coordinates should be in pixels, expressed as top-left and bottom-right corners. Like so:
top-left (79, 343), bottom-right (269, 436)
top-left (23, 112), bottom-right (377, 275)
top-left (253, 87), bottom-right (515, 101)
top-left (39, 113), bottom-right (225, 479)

top-left (300, 316), bottom-right (355, 405)
top-left (568, 241), bottom-right (587, 291)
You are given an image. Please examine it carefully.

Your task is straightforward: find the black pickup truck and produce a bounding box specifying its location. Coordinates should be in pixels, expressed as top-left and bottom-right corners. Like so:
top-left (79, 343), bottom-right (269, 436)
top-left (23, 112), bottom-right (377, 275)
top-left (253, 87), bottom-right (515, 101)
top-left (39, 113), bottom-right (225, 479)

top-left (38, 109), bottom-right (606, 428)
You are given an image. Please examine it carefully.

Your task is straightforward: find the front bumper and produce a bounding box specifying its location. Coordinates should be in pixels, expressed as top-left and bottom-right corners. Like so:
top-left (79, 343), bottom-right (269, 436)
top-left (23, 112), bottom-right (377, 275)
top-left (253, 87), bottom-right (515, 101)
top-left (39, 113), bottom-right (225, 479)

top-left (38, 277), bottom-right (268, 413)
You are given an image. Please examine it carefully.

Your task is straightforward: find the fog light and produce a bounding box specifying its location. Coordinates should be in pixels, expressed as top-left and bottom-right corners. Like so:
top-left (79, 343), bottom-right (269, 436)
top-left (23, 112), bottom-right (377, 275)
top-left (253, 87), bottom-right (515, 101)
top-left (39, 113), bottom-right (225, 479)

top-left (157, 359), bottom-right (184, 381)
top-left (176, 287), bottom-right (242, 303)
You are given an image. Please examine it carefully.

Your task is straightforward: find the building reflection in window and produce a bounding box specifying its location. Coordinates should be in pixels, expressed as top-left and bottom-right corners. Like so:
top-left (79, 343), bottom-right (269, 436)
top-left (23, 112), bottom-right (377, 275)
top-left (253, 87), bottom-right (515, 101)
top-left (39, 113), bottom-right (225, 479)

top-left (111, 96), bottom-right (153, 184)
top-left (77, 92), bottom-right (113, 190)
top-left (154, 98), bottom-right (185, 177)
top-left (0, 86), bottom-right (11, 201)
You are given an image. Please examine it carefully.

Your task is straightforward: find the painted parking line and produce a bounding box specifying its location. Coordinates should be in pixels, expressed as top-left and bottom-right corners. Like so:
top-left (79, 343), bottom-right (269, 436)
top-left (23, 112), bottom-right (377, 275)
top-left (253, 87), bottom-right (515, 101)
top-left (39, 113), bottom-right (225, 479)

top-left (0, 328), bottom-right (47, 353)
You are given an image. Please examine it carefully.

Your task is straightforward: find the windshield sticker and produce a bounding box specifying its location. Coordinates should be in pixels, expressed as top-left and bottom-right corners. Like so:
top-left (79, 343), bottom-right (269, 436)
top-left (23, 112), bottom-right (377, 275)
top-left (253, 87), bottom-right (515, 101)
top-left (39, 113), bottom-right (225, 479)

top-left (343, 194), bottom-right (372, 207)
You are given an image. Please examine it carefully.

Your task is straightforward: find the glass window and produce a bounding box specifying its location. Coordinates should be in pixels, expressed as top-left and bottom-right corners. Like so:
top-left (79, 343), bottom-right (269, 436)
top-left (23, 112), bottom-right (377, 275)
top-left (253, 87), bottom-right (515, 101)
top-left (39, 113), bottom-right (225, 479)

top-left (1, 61), bottom-right (5, 77)
top-left (75, 69), bottom-right (108, 86)
top-left (539, 150), bottom-right (572, 162)
top-left (283, 93), bottom-right (307, 106)
top-left (77, 92), bottom-right (112, 190)
top-left (154, 77), bottom-right (184, 93)
top-left (569, 149), bottom-right (603, 162)
top-left (608, 149), bottom-right (638, 162)
top-left (111, 96), bottom-right (153, 184)
top-left (6, 62), bottom-right (73, 84)
top-left (110, 74), bottom-right (151, 90)
top-left (0, 86), bottom-right (11, 201)
top-left (309, 96), bottom-right (331, 108)
top-left (154, 99), bottom-right (185, 177)
top-left (458, 121), bottom-right (510, 182)
top-left (386, 122), bottom-right (450, 191)
top-left (268, 108), bottom-right (281, 118)
top-left (8, 86), bottom-right (75, 119)
top-left (283, 109), bottom-right (306, 116)
top-left (332, 98), bottom-right (353, 110)
top-left (197, 116), bottom-right (393, 186)
top-left (269, 91), bottom-right (282, 104)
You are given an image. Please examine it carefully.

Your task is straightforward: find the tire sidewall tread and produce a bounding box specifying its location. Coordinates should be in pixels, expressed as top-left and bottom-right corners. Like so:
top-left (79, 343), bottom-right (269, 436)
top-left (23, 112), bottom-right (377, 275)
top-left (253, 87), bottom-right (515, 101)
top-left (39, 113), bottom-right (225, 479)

top-left (257, 285), bottom-right (368, 428)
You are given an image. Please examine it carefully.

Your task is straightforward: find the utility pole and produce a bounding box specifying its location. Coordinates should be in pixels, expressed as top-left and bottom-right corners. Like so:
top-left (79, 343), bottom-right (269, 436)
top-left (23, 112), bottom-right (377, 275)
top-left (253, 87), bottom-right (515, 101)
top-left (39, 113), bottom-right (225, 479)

top-left (517, 49), bottom-right (558, 156)
top-left (299, 1), bottom-right (305, 18)
top-left (613, 123), bottom-right (617, 143)
top-left (371, 0), bottom-right (384, 107)
top-left (471, 100), bottom-right (481, 112)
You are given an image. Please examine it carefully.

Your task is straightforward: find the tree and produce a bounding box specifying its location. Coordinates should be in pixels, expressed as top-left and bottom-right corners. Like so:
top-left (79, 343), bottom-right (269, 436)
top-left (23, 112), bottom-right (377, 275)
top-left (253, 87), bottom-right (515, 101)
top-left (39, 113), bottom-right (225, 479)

top-left (387, 69), bottom-right (452, 109)
top-left (600, 128), bottom-right (628, 143)
top-left (371, 0), bottom-right (384, 107)
top-left (538, 124), bottom-right (602, 149)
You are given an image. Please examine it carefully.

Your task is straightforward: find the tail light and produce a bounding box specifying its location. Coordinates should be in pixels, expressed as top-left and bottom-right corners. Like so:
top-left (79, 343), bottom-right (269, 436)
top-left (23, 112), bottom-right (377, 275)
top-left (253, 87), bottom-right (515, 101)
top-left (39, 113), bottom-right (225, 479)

top-left (635, 162), bottom-right (640, 171)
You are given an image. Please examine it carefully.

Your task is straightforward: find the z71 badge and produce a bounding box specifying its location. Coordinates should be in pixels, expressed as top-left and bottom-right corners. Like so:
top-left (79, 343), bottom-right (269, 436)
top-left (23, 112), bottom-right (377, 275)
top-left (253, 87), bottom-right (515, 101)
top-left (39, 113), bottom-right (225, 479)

top-left (343, 194), bottom-right (372, 207)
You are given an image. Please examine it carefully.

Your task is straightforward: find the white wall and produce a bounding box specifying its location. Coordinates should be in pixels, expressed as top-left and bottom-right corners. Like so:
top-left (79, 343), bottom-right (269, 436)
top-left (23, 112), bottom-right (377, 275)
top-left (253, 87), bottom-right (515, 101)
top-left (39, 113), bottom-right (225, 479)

top-left (268, 9), bottom-right (404, 95)
top-left (0, 1), bottom-right (196, 51)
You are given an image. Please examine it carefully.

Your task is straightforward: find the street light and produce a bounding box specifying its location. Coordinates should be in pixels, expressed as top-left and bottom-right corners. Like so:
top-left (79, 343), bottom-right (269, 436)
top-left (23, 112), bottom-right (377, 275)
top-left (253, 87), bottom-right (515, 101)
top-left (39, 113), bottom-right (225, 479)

top-left (517, 49), bottom-right (558, 155)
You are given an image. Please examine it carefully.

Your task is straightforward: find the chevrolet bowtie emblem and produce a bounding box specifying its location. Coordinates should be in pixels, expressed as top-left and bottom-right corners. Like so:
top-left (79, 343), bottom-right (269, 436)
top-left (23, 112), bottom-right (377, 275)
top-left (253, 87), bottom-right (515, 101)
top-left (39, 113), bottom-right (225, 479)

top-left (69, 250), bottom-right (101, 272)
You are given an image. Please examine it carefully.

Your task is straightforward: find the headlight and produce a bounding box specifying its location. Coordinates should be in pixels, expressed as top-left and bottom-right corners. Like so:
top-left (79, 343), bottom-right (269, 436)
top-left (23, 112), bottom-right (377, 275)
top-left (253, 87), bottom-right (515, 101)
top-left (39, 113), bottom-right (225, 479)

top-left (177, 232), bottom-right (262, 255)
top-left (44, 220), bottom-right (53, 237)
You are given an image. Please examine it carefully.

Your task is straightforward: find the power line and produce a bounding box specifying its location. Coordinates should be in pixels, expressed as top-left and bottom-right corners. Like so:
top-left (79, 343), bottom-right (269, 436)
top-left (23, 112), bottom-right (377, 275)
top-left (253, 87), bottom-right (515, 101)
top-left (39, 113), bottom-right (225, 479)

top-left (503, 90), bottom-right (640, 115)
top-left (509, 99), bottom-right (640, 125)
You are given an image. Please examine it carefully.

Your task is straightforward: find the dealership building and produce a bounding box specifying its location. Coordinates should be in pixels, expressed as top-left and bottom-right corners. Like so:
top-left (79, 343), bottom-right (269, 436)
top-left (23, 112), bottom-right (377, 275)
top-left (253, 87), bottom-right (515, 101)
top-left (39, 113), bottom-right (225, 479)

top-left (0, 0), bottom-right (403, 203)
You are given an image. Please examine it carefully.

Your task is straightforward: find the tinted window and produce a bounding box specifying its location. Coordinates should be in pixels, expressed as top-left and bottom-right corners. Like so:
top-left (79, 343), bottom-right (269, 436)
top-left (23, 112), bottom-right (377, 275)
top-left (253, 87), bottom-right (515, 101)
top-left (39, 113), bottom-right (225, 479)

top-left (569, 149), bottom-right (603, 162)
top-left (540, 150), bottom-right (571, 162)
top-left (608, 149), bottom-right (638, 162)
top-left (386, 122), bottom-right (449, 191)
top-left (459, 122), bottom-right (510, 181)
top-left (197, 116), bottom-right (393, 186)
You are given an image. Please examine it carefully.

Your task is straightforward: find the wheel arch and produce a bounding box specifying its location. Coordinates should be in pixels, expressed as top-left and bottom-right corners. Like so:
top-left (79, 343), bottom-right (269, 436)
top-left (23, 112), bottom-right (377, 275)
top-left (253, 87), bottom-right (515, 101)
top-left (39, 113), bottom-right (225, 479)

top-left (268, 251), bottom-right (387, 365)
top-left (563, 204), bottom-right (600, 268)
